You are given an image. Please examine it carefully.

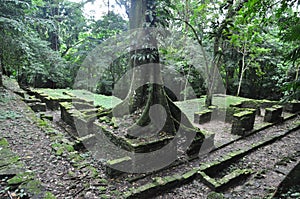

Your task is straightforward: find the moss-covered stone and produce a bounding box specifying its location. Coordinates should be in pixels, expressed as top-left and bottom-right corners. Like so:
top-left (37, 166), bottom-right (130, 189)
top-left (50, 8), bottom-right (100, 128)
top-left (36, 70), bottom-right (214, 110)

top-left (23, 97), bottom-right (41, 103)
top-left (259, 99), bottom-right (279, 108)
top-left (285, 101), bottom-right (300, 113)
top-left (216, 169), bottom-right (253, 191)
top-left (72, 102), bottom-right (95, 110)
top-left (231, 110), bottom-right (255, 135)
top-left (72, 98), bottom-right (94, 105)
top-left (198, 171), bottom-right (220, 189)
top-left (229, 102), bottom-right (242, 108)
top-left (14, 90), bottom-right (26, 98)
top-left (40, 113), bottom-right (53, 121)
top-left (7, 172), bottom-right (34, 185)
top-left (207, 191), bottom-right (225, 199)
top-left (212, 107), bottom-right (247, 123)
top-left (240, 100), bottom-right (261, 115)
top-left (73, 134), bottom-right (95, 151)
top-left (187, 129), bottom-right (205, 157)
top-left (28, 102), bottom-right (47, 112)
top-left (194, 110), bottom-right (212, 124)
top-left (60, 102), bottom-right (95, 137)
top-left (264, 105), bottom-right (283, 123)
top-left (106, 156), bottom-right (132, 178)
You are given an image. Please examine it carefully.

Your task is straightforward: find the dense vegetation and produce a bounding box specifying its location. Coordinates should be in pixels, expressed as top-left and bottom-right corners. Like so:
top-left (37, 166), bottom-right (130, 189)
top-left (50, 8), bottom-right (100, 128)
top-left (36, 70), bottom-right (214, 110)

top-left (0, 0), bottom-right (299, 101)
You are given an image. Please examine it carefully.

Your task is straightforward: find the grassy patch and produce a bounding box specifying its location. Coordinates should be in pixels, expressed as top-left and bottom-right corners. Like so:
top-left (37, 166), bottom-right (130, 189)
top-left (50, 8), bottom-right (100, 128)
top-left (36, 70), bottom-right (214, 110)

top-left (35, 89), bottom-right (122, 109)
top-left (69, 90), bottom-right (121, 108)
top-left (176, 95), bottom-right (249, 122)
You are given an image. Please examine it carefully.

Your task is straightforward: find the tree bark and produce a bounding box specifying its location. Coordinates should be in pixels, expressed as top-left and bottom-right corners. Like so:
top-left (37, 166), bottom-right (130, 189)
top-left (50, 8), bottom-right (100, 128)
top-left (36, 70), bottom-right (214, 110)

top-left (114, 0), bottom-right (197, 139)
top-left (0, 60), bottom-right (3, 87)
top-left (0, 47), bottom-right (3, 87)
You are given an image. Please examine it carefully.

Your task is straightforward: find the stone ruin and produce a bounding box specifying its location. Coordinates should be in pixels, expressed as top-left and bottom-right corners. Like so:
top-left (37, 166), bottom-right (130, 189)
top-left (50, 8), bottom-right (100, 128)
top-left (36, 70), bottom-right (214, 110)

top-left (12, 88), bottom-right (300, 180)
top-left (194, 99), bottom-right (300, 136)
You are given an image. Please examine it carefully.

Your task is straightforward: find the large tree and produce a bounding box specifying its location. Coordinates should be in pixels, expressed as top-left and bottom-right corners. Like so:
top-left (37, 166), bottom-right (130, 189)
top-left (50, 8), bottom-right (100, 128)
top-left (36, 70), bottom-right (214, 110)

top-left (114, 0), bottom-right (200, 140)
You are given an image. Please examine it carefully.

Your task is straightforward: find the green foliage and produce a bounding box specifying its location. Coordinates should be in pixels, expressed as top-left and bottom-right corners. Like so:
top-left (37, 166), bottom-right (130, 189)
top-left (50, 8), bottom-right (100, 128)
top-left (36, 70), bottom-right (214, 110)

top-left (0, 0), bottom-right (299, 102)
top-left (0, 110), bottom-right (22, 121)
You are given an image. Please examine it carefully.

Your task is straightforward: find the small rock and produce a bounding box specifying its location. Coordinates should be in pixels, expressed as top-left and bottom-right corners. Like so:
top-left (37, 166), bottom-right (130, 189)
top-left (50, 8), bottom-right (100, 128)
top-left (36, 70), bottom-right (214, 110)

top-left (291, 192), bottom-right (300, 198)
top-left (84, 191), bottom-right (97, 199)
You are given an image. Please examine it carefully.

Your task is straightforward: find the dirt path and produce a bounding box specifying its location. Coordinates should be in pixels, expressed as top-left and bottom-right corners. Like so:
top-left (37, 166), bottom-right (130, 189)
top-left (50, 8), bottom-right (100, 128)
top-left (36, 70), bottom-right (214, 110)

top-left (0, 89), bottom-right (103, 198)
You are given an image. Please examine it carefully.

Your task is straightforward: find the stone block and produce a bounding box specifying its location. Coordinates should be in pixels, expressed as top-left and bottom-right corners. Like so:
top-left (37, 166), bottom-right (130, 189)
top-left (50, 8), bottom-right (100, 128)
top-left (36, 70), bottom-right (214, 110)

top-left (212, 107), bottom-right (246, 123)
top-left (60, 102), bottom-right (95, 137)
top-left (285, 101), bottom-right (300, 113)
top-left (14, 90), bottom-right (26, 98)
top-left (194, 110), bottom-right (212, 124)
top-left (231, 110), bottom-right (255, 135)
top-left (23, 97), bottom-right (41, 103)
top-left (106, 156), bottom-right (131, 178)
top-left (187, 130), bottom-right (205, 158)
top-left (240, 100), bottom-right (261, 116)
top-left (72, 98), bottom-right (94, 105)
top-left (72, 102), bottom-right (95, 110)
top-left (264, 105), bottom-right (283, 123)
top-left (259, 99), bottom-right (278, 109)
top-left (44, 97), bottom-right (72, 110)
top-left (40, 113), bottom-right (53, 121)
top-left (28, 102), bottom-right (46, 112)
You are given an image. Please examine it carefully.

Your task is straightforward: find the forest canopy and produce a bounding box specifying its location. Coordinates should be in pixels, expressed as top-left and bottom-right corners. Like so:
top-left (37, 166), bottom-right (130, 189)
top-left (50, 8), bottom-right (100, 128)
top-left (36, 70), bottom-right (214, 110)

top-left (0, 0), bottom-right (299, 101)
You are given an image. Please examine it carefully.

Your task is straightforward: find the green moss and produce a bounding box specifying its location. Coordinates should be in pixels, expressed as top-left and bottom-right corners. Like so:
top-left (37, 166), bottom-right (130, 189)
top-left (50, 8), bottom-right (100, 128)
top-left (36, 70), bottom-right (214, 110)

top-left (0, 138), bottom-right (9, 147)
top-left (207, 191), bottom-right (225, 199)
top-left (44, 192), bottom-right (56, 199)
top-left (182, 168), bottom-right (198, 179)
top-left (134, 182), bottom-right (156, 193)
top-left (199, 161), bottom-right (220, 171)
top-left (100, 194), bottom-right (109, 199)
top-left (272, 105), bottom-right (283, 109)
top-left (153, 177), bottom-right (165, 185)
top-left (60, 102), bottom-right (73, 110)
top-left (111, 190), bottom-right (121, 196)
top-left (98, 186), bottom-right (107, 192)
top-left (107, 156), bottom-right (131, 165)
top-left (195, 109), bottom-right (212, 115)
top-left (218, 169), bottom-right (253, 184)
top-left (55, 148), bottom-right (64, 156)
top-left (20, 180), bottom-right (43, 196)
top-left (227, 149), bottom-right (244, 157)
top-left (7, 172), bottom-right (34, 185)
top-left (37, 119), bottom-right (49, 127)
top-left (0, 155), bottom-right (20, 167)
top-left (233, 110), bottom-right (254, 117)
top-left (198, 171), bottom-right (220, 187)
top-left (265, 107), bottom-right (276, 112)
top-left (88, 166), bottom-right (99, 178)
top-left (64, 144), bottom-right (74, 152)
top-left (98, 178), bottom-right (108, 185)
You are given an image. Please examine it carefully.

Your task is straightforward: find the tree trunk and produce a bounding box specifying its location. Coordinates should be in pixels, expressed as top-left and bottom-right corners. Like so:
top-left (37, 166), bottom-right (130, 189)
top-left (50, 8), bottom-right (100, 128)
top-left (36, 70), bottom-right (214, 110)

top-left (0, 47), bottom-right (3, 87)
top-left (114, 0), bottom-right (197, 139)
top-left (0, 60), bottom-right (3, 87)
top-left (237, 46), bottom-right (247, 97)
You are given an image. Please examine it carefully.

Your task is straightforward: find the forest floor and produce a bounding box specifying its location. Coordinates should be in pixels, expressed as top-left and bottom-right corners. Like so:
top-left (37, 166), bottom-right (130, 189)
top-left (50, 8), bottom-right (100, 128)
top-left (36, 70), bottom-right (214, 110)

top-left (0, 77), bottom-right (299, 198)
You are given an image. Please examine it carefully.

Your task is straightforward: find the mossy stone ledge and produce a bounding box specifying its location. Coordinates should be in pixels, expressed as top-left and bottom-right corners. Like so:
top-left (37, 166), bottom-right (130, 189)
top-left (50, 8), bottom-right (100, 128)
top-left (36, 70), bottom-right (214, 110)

top-left (28, 102), bottom-right (47, 112)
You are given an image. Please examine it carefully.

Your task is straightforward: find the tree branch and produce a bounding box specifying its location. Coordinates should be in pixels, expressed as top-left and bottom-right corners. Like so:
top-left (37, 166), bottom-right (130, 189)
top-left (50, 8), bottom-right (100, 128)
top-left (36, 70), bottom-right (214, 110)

top-left (61, 39), bottom-right (85, 57)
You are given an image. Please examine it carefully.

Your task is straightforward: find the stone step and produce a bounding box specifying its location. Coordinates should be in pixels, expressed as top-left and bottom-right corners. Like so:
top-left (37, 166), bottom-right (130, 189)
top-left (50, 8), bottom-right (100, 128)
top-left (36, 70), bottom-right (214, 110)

top-left (117, 116), bottom-right (300, 197)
